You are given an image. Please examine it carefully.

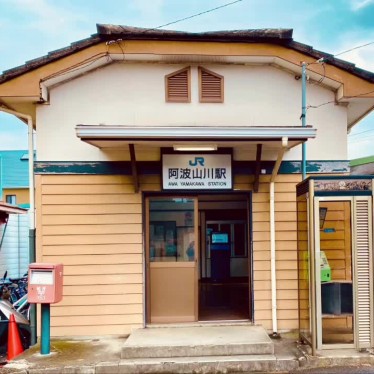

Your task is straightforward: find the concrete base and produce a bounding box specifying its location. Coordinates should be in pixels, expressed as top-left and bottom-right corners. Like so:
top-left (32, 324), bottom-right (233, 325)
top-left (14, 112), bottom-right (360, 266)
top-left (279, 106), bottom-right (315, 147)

top-left (117, 354), bottom-right (299, 374)
top-left (116, 325), bottom-right (301, 373)
top-left (122, 325), bottom-right (274, 359)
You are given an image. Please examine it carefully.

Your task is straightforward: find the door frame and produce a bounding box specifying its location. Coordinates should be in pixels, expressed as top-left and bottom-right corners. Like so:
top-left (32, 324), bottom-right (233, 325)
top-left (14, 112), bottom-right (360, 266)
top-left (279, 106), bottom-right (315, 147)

top-left (143, 191), bottom-right (253, 325)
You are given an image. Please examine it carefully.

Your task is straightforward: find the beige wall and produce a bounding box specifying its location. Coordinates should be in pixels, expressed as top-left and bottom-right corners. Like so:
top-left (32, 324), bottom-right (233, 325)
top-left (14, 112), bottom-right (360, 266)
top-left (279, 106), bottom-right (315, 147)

top-left (35, 174), bottom-right (148, 336)
top-left (36, 172), bottom-right (301, 336)
top-left (3, 188), bottom-right (29, 205)
top-left (236, 174), bottom-right (301, 331)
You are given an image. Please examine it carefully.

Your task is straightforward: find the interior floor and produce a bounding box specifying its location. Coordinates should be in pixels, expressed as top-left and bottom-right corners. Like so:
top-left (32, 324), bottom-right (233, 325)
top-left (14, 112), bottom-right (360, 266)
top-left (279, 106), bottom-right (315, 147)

top-left (198, 277), bottom-right (249, 321)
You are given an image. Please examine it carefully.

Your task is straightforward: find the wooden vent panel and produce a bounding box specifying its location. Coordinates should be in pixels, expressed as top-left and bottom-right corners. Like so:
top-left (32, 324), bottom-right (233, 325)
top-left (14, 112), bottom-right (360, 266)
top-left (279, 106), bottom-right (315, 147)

top-left (165, 67), bottom-right (190, 103)
top-left (354, 198), bottom-right (372, 349)
top-left (199, 67), bottom-right (224, 103)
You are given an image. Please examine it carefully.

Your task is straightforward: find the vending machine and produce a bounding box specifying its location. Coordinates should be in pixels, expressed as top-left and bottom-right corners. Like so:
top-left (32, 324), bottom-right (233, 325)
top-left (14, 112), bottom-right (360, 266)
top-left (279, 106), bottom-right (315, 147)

top-left (210, 232), bottom-right (230, 281)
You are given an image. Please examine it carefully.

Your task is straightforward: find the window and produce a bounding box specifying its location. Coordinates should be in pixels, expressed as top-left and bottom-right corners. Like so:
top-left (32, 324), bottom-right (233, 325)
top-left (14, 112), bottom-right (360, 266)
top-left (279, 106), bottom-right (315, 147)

top-left (165, 67), bottom-right (191, 103)
top-left (199, 67), bottom-right (224, 103)
top-left (5, 195), bottom-right (16, 205)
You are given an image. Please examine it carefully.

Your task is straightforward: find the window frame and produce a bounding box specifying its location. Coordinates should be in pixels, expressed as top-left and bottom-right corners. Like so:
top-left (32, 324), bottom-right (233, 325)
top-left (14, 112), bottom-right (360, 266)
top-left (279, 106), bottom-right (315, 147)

top-left (198, 66), bottom-right (224, 103)
top-left (165, 66), bottom-right (191, 103)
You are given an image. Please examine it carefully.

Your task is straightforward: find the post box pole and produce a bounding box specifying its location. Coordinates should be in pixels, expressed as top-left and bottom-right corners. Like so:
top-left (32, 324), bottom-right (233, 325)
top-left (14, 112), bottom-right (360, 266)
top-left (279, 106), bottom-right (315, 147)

top-left (41, 304), bottom-right (50, 355)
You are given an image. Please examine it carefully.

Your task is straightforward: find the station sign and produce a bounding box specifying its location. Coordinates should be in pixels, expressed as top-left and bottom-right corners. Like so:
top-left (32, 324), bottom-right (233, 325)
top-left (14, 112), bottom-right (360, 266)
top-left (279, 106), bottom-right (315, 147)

top-left (162, 153), bottom-right (232, 190)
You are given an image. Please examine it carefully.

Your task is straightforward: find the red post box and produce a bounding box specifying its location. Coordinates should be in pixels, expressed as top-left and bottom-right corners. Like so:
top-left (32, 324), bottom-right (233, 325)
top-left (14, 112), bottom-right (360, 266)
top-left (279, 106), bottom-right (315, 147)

top-left (28, 263), bottom-right (63, 304)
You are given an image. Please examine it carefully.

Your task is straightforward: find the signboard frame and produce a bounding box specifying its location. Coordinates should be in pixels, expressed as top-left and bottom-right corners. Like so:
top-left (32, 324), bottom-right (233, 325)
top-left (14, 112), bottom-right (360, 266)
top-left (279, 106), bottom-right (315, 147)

top-left (161, 148), bottom-right (233, 191)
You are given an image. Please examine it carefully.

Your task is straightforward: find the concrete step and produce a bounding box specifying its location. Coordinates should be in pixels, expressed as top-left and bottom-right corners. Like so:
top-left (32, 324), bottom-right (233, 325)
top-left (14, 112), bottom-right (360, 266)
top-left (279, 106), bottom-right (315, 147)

top-left (121, 325), bottom-right (274, 359)
top-left (114, 354), bottom-right (299, 373)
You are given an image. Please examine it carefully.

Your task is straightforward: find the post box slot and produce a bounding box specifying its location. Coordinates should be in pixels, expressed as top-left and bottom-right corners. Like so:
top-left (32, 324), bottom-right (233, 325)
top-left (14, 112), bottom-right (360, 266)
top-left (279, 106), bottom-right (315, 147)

top-left (30, 271), bottom-right (54, 285)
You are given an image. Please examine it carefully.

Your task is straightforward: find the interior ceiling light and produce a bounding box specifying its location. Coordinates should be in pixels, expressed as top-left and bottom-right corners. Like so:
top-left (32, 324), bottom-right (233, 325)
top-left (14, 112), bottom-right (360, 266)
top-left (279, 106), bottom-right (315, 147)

top-left (173, 145), bottom-right (218, 151)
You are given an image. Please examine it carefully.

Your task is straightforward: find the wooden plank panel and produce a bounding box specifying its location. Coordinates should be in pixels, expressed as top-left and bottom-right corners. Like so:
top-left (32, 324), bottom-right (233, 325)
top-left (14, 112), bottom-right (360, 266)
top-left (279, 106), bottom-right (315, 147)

top-left (275, 212), bottom-right (297, 222)
top-left (275, 222), bottom-right (297, 231)
top-left (276, 269), bottom-right (297, 280)
top-left (43, 243), bottom-right (142, 256)
top-left (42, 233), bottom-right (143, 245)
top-left (42, 194), bottom-right (141, 205)
top-left (276, 261), bottom-right (297, 270)
top-left (64, 274), bottom-right (143, 285)
top-left (277, 299), bottom-right (298, 310)
top-left (254, 300), bottom-right (271, 310)
top-left (278, 319), bottom-right (298, 330)
top-left (253, 241), bottom-right (297, 251)
top-left (52, 314), bottom-right (143, 326)
top-left (253, 261), bottom-right (271, 271)
top-left (253, 212), bottom-right (270, 222)
top-left (41, 175), bottom-right (133, 185)
top-left (253, 271), bottom-right (271, 281)
top-left (253, 280), bottom-right (271, 291)
top-left (51, 304), bottom-right (143, 316)
top-left (42, 204), bottom-right (141, 215)
top-left (257, 310), bottom-right (299, 320)
top-left (43, 254), bottom-right (142, 265)
top-left (254, 251), bottom-right (270, 262)
top-left (43, 214), bottom-right (142, 225)
top-left (63, 284), bottom-right (142, 296)
top-left (253, 231), bottom-right (270, 241)
top-left (59, 294), bottom-right (142, 306)
top-left (63, 264), bottom-right (142, 275)
top-left (253, 222), bottom-right (270, 232)
top-left (276, 251), bottom-right (297, 261)
top-left (51, 324), bottom-right (142, 337)
top-left (42, 184), bottom-right (135, 195)
top-left (275, 231), bottom-right (297, 241)
top-left (43, 224), bottom-right (142, 235)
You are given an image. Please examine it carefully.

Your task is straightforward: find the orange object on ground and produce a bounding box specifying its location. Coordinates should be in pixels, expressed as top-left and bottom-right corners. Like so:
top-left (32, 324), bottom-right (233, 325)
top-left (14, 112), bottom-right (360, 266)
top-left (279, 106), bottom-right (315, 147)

top-left (7, 314), bottom-right (23, 361)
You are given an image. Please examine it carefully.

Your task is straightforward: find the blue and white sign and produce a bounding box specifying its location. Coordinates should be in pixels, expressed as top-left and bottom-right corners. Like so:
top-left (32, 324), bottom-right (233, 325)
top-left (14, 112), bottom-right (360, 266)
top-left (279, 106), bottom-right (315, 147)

top-left (162, 154), bottom-right (232, 190)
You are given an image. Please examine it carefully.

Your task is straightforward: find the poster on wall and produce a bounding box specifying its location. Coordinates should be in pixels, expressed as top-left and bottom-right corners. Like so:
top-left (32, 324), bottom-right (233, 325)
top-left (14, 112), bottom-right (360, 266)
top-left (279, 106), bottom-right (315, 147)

top-left (162, 153), bottom-right (232, 190)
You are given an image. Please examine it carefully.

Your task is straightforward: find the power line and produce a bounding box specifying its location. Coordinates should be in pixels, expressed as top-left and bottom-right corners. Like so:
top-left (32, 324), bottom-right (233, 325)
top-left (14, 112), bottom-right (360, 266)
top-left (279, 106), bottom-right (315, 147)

top-left (349, 128), bottom-right (374, 137)
top-left (335, 41), bottom-right (374, 57)
top-left (143, 0), bottom-right (245, 32)
top-left (308, 89), bottom-right (374, 110)
top-left (349, 134), bottom-right (374, 143)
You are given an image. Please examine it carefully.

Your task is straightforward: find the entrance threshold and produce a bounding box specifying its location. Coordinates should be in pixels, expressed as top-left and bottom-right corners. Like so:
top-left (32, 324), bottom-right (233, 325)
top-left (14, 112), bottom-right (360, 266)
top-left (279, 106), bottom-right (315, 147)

top-left (147, 320), bottom-right (252, 328)
top-left (122, 325), bottom-right (273, 359)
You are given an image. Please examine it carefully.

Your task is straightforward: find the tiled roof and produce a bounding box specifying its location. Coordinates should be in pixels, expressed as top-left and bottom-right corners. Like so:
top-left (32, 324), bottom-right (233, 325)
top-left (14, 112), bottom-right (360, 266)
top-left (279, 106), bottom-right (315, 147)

top-left (350, 155), bottom-right (374, 167)
top-left (0, 150), bottom-right (30, 188)
top-left (0, 25), bottom-right (373, 84)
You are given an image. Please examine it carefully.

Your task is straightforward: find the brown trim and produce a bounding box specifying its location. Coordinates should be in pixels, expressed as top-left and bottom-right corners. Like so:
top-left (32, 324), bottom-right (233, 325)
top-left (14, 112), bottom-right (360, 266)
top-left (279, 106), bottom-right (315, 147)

top-left (253, 144), bottom-right (263, 192)
top-left (198, 67), bottom-right (224, 103)
top-left (129, 144), bottom-right (139, 193)
top-left (165, 66), bottom-right (191, 103)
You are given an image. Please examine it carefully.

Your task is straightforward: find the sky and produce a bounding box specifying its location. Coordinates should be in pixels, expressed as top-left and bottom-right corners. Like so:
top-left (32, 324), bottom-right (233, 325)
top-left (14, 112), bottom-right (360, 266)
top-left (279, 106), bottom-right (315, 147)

top-left (0, 0), bottom-right (373, 159)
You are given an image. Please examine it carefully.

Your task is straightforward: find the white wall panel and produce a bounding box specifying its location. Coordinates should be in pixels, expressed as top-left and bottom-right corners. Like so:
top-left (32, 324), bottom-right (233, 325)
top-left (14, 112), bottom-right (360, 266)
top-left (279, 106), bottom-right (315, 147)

top-left (36, 63), bottom-right (347, 162)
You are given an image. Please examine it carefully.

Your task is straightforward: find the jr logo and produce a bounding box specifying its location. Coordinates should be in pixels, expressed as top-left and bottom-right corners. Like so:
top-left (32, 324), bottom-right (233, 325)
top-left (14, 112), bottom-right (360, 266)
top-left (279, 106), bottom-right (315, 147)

top-left (189, 157), bottom-right (205, 167)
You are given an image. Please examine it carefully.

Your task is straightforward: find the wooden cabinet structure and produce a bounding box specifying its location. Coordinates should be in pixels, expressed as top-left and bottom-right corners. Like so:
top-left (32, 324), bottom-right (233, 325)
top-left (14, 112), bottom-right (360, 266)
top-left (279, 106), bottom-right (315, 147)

top-left (297, 176), bottom-right (374, 353)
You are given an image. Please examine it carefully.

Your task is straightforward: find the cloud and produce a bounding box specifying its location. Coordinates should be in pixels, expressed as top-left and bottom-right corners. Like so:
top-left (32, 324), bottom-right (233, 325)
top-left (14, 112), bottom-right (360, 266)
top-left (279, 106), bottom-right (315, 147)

top-left (129, 0), bottom-right (166, 26)
top-left (331, 29), bottom-right (374, 71)
top-left (9, 0), bottom-right (85, 36)
top-left (0, 131), bottom-right (28, 150)
top-left (348, 137), bottom-right (374, 158)
top-left (350, 0), bottom-right (374, 10)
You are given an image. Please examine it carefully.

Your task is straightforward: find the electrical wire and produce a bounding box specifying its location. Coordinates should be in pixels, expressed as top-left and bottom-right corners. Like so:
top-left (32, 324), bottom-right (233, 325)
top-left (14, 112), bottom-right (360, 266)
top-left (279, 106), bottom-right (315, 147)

top-left (308, 89), bottom-right (374, 110)
top-left (141, 0), bottom-right (245, 33)
top-left (334, 41), bottom-right (374, 57)
top-left (39, 0), bottom-right (246, 84)
top-left (349, 128), bottom-right (374, 137)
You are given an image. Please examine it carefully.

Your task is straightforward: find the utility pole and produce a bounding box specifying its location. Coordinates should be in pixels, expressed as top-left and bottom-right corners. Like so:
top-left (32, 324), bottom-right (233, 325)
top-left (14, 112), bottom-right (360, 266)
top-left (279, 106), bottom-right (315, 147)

top-left (301, 62), bottom-right (307, 180)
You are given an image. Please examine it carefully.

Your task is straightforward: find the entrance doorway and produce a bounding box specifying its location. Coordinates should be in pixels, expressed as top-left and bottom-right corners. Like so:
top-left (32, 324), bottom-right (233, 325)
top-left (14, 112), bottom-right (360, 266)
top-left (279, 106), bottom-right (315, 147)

top-left (146, 193), bottom-right (251, 324)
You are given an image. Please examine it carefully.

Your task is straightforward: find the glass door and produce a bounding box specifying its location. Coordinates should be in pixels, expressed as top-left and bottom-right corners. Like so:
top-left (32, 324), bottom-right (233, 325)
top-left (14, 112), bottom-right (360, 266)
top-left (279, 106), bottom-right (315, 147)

top-left (314, 198), bottom-right (355, 349)
top-left (146, 196), bottom-right (198, 323)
